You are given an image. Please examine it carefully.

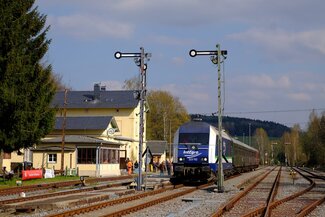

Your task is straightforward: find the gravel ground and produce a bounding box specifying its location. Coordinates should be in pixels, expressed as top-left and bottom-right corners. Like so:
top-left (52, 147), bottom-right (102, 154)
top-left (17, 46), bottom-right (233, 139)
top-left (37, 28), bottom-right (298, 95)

top-left (123, 166), bottom-right (324, 217)
top-left (275, 167), bottom-right (310, 200)
top-left (4, 166), bottom-right (324, 217)
top-left (122, 167), bottom-right (270, 217)
top-left (305, 168), bottom-right (325, 217)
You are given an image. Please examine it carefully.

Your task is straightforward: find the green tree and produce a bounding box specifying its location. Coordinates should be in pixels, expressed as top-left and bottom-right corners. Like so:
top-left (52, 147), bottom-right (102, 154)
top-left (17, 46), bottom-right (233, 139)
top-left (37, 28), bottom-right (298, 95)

top-left (319, 113), bottom-right (325, 166)
top-left (122, 77), bottom-right (190, 142)
top-left (0, 1), bottom-right (56, 153)
top-left (146, 90), bottom-right (190, 141)
top-left (301, 110), bottom-right (325, 167)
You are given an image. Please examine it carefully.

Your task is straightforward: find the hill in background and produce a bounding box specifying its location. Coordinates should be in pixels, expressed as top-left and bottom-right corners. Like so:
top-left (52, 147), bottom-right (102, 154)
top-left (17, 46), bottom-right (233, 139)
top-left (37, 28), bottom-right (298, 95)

top-left (190, 114), bottom-right (290, 138)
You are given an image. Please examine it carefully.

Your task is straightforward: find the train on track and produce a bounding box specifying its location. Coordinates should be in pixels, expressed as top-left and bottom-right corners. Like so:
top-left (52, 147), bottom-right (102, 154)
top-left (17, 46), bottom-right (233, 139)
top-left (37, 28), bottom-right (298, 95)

top-left (171, 119), bottom-right (259, 184)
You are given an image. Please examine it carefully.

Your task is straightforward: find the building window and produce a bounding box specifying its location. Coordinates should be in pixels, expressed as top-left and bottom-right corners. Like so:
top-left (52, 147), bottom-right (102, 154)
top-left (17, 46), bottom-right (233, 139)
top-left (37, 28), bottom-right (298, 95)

top-left (48, 154), bottom-right (57, 163)
top-left (100, 148), bottom-right (120, 164)
top-left (77, 148), bottom-right (96, 164)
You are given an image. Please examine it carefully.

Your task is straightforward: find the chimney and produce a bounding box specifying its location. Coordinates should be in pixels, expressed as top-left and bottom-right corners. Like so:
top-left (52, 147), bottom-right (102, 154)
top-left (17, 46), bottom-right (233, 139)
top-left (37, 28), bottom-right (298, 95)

top-left (100, 85), bottom-right (106, 91)
top-left (94, 83), bottom-right (100, 100)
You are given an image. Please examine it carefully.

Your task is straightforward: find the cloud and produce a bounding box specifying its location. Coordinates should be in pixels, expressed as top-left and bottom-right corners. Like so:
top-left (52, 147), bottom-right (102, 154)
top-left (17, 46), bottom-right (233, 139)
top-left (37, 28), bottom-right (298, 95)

top-left (149, 35), bottom-right (196, 46)
top-left (287, 93), bottom-right (311, 101)
top-left (242, 74), bottom-right (291, 89)
top-left (297, 30), bottom-right (325, 54)
top-left (160, 82), bottom-right (215, 113)
top-left (228, 28), bottom-right (325, 56)
top-left (171, 57), bottom-right (185, 65)
top-left (49, 14), bottom-right (134, 39)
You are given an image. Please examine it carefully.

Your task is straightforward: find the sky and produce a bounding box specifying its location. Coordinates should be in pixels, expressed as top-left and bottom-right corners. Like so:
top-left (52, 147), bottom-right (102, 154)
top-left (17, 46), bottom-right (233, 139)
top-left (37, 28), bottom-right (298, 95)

top-left (35, 0), bottom-right (325, 129)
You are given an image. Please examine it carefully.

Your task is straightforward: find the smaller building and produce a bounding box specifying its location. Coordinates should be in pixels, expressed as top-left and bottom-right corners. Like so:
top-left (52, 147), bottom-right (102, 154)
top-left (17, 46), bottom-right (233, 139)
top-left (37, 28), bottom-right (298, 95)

top-left (146, 140), bottom-right (169, 164)
top-left (33, 116), bottom-right (123, 177)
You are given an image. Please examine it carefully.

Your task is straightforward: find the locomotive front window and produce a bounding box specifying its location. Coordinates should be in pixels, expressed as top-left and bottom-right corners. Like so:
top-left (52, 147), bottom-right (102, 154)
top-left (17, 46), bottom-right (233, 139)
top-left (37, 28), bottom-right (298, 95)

top-left (179, 133), bottom-right (209, 144)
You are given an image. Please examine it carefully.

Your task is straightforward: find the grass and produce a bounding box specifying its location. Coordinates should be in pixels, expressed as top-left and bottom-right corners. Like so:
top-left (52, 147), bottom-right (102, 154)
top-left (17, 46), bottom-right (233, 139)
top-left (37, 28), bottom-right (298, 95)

top-left (0, 176), bottom-right (80, 189)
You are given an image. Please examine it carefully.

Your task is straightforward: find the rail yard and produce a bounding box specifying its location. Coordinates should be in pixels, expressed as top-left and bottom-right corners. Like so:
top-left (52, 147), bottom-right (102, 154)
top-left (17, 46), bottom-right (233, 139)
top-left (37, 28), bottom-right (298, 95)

top-left (0, 166), bottom-right (323, 217)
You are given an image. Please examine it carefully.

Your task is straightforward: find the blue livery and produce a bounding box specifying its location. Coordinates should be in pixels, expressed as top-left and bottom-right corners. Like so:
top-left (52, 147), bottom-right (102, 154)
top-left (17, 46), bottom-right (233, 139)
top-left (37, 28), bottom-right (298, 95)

top-left (171, 120), bottom-right (259, 184)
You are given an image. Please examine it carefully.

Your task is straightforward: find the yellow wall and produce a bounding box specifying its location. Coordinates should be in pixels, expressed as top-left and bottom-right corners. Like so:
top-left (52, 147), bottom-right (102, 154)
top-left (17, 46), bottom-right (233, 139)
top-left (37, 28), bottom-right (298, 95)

top-left (33, 144), bottom-right (76, 170)
top-left (2, 159), bottom-right (11, 171)
top-left (77, 164), bottom-right (120, 177)
top-left (10, 151), bottom-right (24, 163)
top-left (78, 164), bottom-right (97, 177)
top-left (55, 105), bottom-right (146, 164)
top-left (4, 150), bottom-right (24, 171)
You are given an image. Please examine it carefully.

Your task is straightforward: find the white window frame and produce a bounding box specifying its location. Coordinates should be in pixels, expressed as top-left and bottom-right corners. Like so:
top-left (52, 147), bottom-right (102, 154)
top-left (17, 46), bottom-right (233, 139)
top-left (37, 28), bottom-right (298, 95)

top-left (48, 153), bottom-right (57, 163)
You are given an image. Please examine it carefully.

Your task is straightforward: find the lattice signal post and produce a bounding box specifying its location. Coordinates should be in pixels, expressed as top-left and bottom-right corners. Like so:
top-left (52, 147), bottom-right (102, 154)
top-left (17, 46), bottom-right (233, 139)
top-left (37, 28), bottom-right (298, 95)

top-left (114, 47), bottom-right (151, 191)
top-left (189, 44), bottom-right (227, 192)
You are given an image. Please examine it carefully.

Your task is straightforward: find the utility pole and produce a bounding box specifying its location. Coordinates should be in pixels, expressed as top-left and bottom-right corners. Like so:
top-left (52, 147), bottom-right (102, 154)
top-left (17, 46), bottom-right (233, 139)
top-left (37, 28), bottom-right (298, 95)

top-left (271, 142), bottom-right (277, 165)
top-left (189, 44), bottom-right (227, 193)
top-left (163, 112), bottom-right (167, 163)
top-left (114, 48), bottom-right (151, 191)
top-left (169, 120), bottom-right (172, 160)
top-left (249, 123), bottom-right (251, 146)
top-left (285, 142), bottom-right (291, 166)
top-left (61, 89), bottom-right (68, 175)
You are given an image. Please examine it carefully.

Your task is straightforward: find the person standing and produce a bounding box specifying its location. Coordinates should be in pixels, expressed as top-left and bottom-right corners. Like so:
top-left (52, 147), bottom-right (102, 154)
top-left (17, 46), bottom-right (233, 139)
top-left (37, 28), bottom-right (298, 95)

top-left (166, 160), bottom-right (171, 176)
top-left (134, 161), bottom-right (139, 170)
top-left (159, 161), bottom-right (165, 176)
top-left (126, 159), bottom-right (133, 175)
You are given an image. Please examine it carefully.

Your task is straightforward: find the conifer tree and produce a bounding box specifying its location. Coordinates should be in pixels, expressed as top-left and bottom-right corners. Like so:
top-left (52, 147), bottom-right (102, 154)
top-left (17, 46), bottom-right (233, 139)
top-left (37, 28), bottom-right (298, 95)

top-left (0, 1), bottom-right (56, 152)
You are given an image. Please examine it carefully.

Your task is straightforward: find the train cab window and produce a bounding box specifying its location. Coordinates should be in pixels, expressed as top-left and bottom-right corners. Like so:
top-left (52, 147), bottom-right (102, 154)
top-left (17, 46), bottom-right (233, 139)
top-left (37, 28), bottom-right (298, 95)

top-left (179, 133), bottom-right (209, 144)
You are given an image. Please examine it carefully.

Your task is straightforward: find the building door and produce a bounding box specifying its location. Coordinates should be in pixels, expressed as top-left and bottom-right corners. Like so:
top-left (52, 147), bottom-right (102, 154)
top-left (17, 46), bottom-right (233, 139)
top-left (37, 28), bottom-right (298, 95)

top-left (119, 150), bottom-right (126, 169)
top-left (70, 154), bottom-right (72, 168)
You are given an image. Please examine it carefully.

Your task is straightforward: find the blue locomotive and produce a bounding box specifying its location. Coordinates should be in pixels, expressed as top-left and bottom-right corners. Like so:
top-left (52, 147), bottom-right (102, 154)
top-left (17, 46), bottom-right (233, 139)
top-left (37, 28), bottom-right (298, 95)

top-left (171, 120), bottom-right (259, 183)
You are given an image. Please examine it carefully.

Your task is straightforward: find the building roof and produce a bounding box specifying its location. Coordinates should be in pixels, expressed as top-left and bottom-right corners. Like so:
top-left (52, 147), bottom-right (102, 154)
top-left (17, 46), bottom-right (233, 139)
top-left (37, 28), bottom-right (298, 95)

top-left (146, 140), bottom-right (167, 155)
top-left (41, 135), bottom-right (121, 145)
top-left (52, 90), bottom-right (139, 109)
top-left (54, 116), bottom-right (119, 131)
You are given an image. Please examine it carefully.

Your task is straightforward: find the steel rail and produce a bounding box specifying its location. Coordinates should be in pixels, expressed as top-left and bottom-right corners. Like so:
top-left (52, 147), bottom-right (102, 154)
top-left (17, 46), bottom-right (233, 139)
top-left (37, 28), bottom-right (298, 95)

top-left (100, 183), bottom-right (212, 217)
top-left (0, 175), bottom-right (133, 196)
top-left (241, 167), bottom-right (282, 217)
top-left (211, 167), bottom-right (277, 217)
top-left (239, 167), bottom-right (316, 217)
top-left (45, 184), bottom-right (184, 217)
top-left (0, 182), bottom-right (128, 205)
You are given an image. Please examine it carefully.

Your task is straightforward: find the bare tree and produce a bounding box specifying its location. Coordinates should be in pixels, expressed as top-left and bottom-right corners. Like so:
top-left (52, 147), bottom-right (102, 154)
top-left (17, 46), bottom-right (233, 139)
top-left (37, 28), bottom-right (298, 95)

top-left (254, 128), bottom-right (270, 165)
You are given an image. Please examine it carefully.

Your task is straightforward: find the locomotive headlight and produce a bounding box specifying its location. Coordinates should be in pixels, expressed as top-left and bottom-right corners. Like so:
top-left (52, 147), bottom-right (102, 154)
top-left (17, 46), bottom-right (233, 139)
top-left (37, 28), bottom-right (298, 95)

top-left (178, 157), bottom-right (185, 162)
top-left (201, 157), bottom-right (208, 162)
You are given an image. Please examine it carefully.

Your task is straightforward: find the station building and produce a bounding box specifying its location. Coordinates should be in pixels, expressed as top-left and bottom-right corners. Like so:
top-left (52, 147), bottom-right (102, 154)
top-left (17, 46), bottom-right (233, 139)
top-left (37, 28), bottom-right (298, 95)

top-left (4, 84), bottom-right (146, 177)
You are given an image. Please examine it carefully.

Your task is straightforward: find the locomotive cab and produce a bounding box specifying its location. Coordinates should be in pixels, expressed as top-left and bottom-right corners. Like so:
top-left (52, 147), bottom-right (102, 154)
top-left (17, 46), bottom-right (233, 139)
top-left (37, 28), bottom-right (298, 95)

top-left (172, 121), bottom-right (214, 183)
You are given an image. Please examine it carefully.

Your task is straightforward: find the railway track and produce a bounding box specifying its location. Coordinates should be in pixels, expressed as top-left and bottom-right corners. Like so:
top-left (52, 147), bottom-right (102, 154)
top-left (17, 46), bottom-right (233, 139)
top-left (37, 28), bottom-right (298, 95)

top-left (45, 183), bottom-right (212, 217)
top-left (0, 180), bottom-right (131, 206)
top-left (0, 175), bottom-right (133, 197)
top-left (212, 166), bottom-right (280, 217)
top-left (269, 167), bottom-right (325, 217)
top-left (212, 166), bottom-right (325, 217)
